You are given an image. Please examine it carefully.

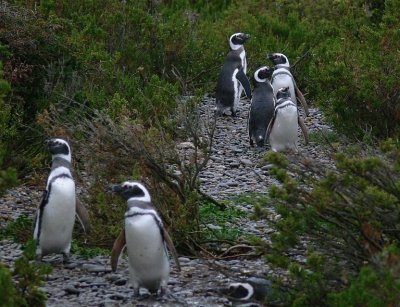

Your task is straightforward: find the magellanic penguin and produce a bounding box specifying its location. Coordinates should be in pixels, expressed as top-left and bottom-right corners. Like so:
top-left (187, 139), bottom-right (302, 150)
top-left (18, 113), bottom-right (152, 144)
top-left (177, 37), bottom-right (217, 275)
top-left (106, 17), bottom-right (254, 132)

top-left (220, 277), bottom-right (272, 307)
top-left (267, 52), bottom-right (310, 116)
top-left (215, 32), bottom-right (252, 117)
top-left (107, 180), bottom-right (181, 297)
top-left (248, 66), bottom-right (275, 147)
top-left (267, 87), bottom-right (309, 152)
top-left (33, 138), bottom-right (90, 262)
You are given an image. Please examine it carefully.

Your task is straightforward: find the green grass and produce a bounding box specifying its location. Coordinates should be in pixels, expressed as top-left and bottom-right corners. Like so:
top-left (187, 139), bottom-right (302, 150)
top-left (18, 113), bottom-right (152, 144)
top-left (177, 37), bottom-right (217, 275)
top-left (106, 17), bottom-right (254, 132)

top-left (308, 129), bottom-right (341, 146)
top-left (70, 239), bottom-right (110, 258)
top-left (0, 214), bottom-right (33, 242)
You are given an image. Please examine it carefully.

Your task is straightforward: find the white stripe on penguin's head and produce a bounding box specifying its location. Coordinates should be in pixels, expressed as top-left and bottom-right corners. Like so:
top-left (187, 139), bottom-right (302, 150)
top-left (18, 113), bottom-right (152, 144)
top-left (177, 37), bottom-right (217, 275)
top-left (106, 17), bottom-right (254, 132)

top-left (229, 32), bottom-right (250, 50)
top-left (268, 53), bottom-right (290, 67)
top-left (228, 282), bottom-right (254, 301)
top-left (254, 66), bottom-right (272, 83)
top-left (121, 181), bottom-right (151, 203)
top-left (46, 138), bottom-right (72, 163)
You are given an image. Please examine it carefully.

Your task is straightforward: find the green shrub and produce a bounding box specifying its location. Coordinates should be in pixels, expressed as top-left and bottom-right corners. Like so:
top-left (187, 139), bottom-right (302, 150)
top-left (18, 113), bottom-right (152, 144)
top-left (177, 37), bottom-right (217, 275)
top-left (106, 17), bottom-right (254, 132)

top-left (329, 246), bottom-right (400, 306)
top-left (0, 240), bottom-right (51, 307)
top-left (1, 215), bottom-right (33, 242)
top-left (259, 142), bottom-right (400, 305)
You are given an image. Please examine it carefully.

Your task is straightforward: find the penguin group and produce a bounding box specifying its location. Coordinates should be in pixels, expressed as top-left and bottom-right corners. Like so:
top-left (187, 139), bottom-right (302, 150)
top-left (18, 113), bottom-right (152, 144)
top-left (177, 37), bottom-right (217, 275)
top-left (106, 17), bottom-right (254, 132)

top-left (30, 32), bottom-right (312, 304)
top-left (215, 33), bottom-right (309, 152)
top-left (33, 138), bottom-right (180, 298)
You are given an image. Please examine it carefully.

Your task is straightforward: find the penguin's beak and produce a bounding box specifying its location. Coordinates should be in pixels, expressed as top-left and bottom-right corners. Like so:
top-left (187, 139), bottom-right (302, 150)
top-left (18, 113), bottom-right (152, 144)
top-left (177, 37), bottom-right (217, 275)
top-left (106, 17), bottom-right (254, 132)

top-left (267, 53), bottom-right (275, 60)
top-left (106, 184), bottom-right (123, 193)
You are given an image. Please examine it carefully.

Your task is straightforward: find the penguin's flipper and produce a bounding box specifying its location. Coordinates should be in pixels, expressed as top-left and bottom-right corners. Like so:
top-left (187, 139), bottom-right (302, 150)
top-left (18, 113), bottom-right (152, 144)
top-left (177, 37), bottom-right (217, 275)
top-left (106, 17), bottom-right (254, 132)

top-left (295, 86), bottom-right (310, 116)
top-left (266, 111), bottom-right (277, 140)
top-left (298, 115), bottom-right (309, 145)
top-left (236, 69), bottom-right (252, 99)
top-left (162, 228), bottom-right (181, 272)
top-left (76, 198), bottom-right (91, 235)
top-left (111, 229), bottom-right (126, 272)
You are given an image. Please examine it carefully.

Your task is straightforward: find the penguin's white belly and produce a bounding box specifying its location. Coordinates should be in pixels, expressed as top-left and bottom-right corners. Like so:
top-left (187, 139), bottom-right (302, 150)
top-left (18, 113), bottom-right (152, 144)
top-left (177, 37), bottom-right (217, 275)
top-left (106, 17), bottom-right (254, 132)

top-left (232, 69), bottom-right (240, 109)
top-left (272, 75), bottom-right (296, 103)
top-left (269, 106), bottom-right (298, 152)
top-left (125, 215), bottom-right (169, 290)
top-left (35, 178), bottom-right (76, 254)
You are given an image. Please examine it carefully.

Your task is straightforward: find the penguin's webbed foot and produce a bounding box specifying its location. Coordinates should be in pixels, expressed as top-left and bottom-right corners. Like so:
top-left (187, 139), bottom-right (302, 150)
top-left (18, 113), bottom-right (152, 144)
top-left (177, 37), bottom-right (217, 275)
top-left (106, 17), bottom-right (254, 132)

top-left (159, 286), bottom-right (167, 297)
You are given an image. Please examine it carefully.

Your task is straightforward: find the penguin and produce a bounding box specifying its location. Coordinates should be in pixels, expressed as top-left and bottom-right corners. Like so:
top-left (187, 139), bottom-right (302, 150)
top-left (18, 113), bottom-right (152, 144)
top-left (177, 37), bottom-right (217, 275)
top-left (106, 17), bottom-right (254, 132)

top-left (219, 277), bottom-right (272, 306)
top-left (247, 66), bottom-right (275, 147)
top-left (267, 52), bottom-right (310, 116)
top-left (267, 87), bottom-right (309, 152)
top-left (33, 138), bottom-right (90, 262)
top-left (107, 180), bottom-right (181, 297)
top-left (215, 32), bottom-right (252, 117)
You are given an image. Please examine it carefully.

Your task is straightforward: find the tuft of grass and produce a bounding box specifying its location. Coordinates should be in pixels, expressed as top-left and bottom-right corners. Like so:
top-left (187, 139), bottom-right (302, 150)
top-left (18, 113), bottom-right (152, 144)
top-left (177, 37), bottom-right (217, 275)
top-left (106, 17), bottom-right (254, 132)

top-left (70, 239), bottom-right (110, 259)
top-left (1, 215), bottom-right (33, 243)
top-left (308, 129), bottom-right (341, 146)
top-left (199, 201), bottom-right (246, 241)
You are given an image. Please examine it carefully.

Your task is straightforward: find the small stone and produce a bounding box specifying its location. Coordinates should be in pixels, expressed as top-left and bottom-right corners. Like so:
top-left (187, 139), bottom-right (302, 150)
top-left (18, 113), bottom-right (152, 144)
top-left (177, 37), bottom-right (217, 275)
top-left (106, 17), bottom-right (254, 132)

top-left (114, 278), bottom-right (127, 286)
top-left (64, 285), bottom-right (81, 295)
top-left (82, 264), bottom-right (112, 273)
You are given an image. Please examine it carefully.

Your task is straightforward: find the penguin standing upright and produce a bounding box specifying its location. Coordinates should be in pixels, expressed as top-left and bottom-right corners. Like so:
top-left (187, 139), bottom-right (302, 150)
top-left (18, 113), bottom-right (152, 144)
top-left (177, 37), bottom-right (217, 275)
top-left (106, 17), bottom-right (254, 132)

top-left (108, 180), bottom-right (181, 297)
top-left (248, 66), bottom-right (275, 147)
top-left (33, 138), bottom-right (88, 262)
top-left (215, 32), bottom-right (252, 117)
top-left (267, 87), bottom-right (309, 152)
top-left (267, 53), bottom-right (309, 116)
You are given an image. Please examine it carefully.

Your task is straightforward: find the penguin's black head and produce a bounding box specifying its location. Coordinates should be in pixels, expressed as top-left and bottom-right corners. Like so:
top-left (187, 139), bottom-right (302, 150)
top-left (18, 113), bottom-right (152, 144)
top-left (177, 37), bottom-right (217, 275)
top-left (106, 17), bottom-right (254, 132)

top-left (220, 282), bottom-right (254, 301)
top-left (45, 138), bottom-right (71, 159)
top-left (276, 86), bottom-right (291, 100)
top-left (230, 32), bottom-right (250, 49)
top-left (267, 53), bottom-right (289, 66)
top-left (254, 66), bottom-right (274, 82)
top-left (107, 180), bottom-right (151, 202)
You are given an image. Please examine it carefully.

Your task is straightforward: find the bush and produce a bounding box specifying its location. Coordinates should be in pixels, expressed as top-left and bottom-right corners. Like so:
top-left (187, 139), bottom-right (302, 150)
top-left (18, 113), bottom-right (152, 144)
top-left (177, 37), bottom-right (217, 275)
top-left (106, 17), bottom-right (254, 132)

top-left (0, 240), bottom-right (51, 307)
top-left (260, 141), bottom-right (400, 305)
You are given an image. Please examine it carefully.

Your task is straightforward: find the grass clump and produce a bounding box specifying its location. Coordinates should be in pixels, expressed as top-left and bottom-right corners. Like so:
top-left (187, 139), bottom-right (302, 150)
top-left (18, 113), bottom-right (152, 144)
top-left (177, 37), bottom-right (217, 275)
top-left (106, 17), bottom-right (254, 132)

top-left (199, 201), bottom-right (246, 242)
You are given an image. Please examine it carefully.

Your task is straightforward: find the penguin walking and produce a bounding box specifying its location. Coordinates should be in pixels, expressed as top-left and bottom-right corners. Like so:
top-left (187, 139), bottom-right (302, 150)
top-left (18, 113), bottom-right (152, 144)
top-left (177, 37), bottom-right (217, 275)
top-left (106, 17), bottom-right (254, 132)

top-left (248, 66), bottom-right (275, 147)
top-left (108, 180), bottom-right (181, 297)
top-left (215, 32), bottom-right (252, 117)
top-left (267, 53), bottom-right (309, 116)
top-left (267, 87), bottom-right (309, 152)
top-left (33, 138), bottom-right (90, 262)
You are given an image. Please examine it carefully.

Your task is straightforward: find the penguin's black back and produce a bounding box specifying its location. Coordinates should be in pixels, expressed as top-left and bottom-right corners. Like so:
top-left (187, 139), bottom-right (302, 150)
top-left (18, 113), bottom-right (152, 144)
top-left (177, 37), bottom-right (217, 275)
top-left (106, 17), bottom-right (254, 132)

top-left (216, 49), bottom-right (243, 107)
top-left (248, 81), bottom-right (275, 146)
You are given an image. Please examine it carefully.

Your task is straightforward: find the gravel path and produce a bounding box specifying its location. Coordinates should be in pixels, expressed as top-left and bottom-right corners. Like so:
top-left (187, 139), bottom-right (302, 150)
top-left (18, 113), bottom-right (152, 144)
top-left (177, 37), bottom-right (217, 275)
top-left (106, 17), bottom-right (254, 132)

top-left (0, 96), bottom-right (334, 306)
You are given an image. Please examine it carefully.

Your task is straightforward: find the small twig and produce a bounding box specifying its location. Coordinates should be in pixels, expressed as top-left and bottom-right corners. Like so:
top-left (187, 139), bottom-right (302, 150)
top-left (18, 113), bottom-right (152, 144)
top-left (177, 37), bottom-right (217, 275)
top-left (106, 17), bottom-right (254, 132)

top-left (218, 244), bottom-right (254, 258)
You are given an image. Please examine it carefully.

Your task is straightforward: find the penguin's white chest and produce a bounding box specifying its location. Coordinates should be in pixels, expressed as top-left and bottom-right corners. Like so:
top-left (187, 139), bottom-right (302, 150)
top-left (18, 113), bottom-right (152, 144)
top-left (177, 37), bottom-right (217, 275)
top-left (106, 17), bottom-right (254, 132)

top-left (269, 105), bottom-right (299, 152)
top-left (272, 73), bottom-right (296, 102)
top-left (35, 177), bottom-right (76, 254)
top-left (125, 214), bottom-right (170, 289)
top-left (240, 50), bottom-right (247, 73)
